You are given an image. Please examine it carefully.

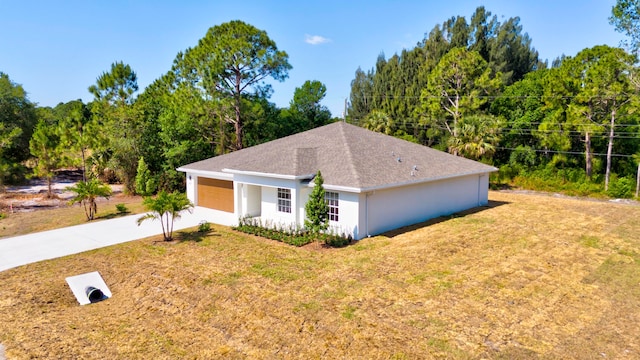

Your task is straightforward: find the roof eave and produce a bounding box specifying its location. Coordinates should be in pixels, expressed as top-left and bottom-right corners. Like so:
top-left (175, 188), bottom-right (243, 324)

top-left (317, 167), bottom-right (497, 194)
top-left (319, 184), bottom-right (363, 193)
top-left (176, 167), bottom-right (233, 180)
top-left (359, 168), bottom-right (497, 193)
top-left (222, 168), bottom-right (316, 181)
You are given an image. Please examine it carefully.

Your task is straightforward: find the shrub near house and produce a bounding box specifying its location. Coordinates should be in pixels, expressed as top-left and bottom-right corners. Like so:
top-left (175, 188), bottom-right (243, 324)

top-left (234, 216), bottom-right (350, 247)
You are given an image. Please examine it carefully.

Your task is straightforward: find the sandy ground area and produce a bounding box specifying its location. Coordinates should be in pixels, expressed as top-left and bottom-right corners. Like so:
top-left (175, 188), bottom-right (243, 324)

top-left (502, 188), bottom-right (639, 205)
top-left (1, 172), bottom-right (123, 213)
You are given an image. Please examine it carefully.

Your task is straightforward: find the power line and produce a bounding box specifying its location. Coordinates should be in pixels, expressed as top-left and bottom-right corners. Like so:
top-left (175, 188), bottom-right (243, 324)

top-left (348, 116), bottom-right (640, 128)
top-left (361, 121), bottom-right (640, 137)
top-left (496, 130), bottom-right (640, 138)
top-left (506, 122), bottom-right (639, 128)
top-left (348, 94), bottom-right (637, 100)
top-left (495, 147), bottom-right (635, 158)
top-left (346, 119), bottom-right (640, 158)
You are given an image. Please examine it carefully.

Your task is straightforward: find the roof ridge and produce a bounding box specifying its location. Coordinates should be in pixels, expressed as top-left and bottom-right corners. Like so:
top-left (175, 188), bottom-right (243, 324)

top-left (336, 122), bottom-right (362, 188)
top-left (179, 121), bottom-right (498, 190)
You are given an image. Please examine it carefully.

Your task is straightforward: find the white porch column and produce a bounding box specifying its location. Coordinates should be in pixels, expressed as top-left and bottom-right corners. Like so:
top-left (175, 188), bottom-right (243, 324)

top-left (186, 173), bottom-right (196, 205)
top-left (234, 182), bottom-right (243, 219)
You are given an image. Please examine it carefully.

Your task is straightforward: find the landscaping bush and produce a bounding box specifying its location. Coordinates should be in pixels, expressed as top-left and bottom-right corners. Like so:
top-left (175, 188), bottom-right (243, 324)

top-left (234, 216), bottom-right (351, 247)
top-left (320, 232), bottom-right (352, 247)
top-left (115, 203), bottom-right (128, 214)
top-left (198, 221), bottom-right (211, 233)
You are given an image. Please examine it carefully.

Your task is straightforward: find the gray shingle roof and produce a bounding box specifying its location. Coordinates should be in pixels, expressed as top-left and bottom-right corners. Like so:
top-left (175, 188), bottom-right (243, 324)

top-left (178, 122), bottom-right (497, 191)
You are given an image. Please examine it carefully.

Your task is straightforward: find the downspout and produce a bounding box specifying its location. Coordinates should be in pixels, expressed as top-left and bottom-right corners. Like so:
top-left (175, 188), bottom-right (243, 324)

top-left (477, 175), bottom-right (482, 206)
top-left (296, 180), bottom-right (302, 228)
top-left (294, 182), bottom-right (299, 228)
top-left (365, 191), bottom-right (371, 237)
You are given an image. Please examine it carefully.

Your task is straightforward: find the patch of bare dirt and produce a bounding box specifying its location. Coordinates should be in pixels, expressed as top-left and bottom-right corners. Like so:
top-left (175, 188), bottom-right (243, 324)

top-left (0, 170), bottom-right (123, 213)
top-left (497, 188), bottom-right (640, 206)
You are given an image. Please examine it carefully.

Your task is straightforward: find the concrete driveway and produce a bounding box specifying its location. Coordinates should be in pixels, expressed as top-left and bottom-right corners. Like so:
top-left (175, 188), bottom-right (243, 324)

top-left (0, 207), bottom-right (219, 272)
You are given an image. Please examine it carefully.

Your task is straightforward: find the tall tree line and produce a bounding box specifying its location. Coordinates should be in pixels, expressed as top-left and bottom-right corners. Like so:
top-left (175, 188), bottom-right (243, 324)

top-left (5, 4), bottom-right (640, 199)
top-left (1, 20), bottom-right (334, 195)
top-left (0, 72), bottom-right (37, 189)
top-left (491, 46), bottom-right (640, 188)
top-left (349, 6), bottom-right (541, 128)
top-left (348, 5), bottom-right (640, 197)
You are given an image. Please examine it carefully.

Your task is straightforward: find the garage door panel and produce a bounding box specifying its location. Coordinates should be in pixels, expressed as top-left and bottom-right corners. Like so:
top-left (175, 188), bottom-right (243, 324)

top-left (197, 178), bottom-right (234, 212)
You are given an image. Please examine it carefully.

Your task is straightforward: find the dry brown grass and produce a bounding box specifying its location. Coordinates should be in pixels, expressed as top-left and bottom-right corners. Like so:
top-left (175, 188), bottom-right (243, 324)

top-left (0, 195), bottom-right (145, 238)
top-left (0, 191), bottom-right (639, 359)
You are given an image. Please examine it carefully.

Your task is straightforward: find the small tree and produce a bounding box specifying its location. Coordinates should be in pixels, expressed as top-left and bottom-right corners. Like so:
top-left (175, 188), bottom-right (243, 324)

top-left (304, 170), bottom-right (329, 234)
top-left (66, 179), bottom-right (112, 220)
top-left (29, 118), bottom-right (66, 198)
top-left (135, 156), bottom-right (157, 196)
top-left (137, 191), bottom-right (193, 241)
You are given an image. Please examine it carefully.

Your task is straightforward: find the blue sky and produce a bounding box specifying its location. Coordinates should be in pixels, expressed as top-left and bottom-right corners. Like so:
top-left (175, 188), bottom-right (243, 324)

top-left (0, 0), bottom-right (624, 118)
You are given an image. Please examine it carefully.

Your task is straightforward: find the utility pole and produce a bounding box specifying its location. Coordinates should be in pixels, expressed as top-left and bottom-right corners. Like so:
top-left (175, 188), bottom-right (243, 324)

top-left (343, 98), bottom-right (347, 122)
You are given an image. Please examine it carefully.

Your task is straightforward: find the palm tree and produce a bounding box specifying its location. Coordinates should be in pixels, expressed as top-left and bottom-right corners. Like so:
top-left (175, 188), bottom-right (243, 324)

top-left (66, 179), bottom-right (112, 220)
top-left (363, 110), bottom-right (395, 135)
top-left (137, 191), bottom-right (193, 241)
top-left (447, 115), bottom-right (501, 160)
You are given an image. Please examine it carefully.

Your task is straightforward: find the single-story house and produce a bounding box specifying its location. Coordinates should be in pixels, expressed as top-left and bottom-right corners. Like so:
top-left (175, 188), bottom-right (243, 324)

top-left (177, 121), bottom-right (497, 240)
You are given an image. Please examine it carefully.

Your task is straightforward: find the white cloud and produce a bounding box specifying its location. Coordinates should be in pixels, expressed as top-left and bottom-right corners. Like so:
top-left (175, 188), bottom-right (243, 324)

top-left (305, 34), bottom-right (331, 45)
top-left (396, 33), bottom-right (417, 50)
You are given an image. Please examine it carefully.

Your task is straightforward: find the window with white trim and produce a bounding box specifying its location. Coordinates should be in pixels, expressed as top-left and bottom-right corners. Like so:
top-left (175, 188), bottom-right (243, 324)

top-left (325, 191), bottom-right (339, 222)
top-left (277, 188), bottom-right (291, 213)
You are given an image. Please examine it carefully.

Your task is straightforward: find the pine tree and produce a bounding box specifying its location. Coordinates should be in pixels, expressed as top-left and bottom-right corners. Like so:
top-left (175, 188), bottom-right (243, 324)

top-left (135, 156), bottom-right (157, 196)
top-left (304, 170), bottom-right (329, 233)
top-left (29, 117), bottom-right (65, 198)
